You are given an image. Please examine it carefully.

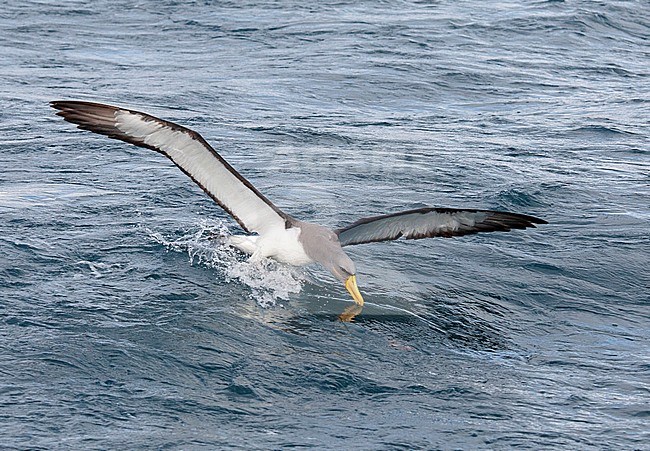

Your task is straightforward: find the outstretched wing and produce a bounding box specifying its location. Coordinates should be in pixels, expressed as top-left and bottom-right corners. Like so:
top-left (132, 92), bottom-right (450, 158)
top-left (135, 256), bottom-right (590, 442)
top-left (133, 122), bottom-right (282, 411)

top-left (51, 100), bottom-right (291, 235)
top-left (336, 207), bottom-right (546, 247)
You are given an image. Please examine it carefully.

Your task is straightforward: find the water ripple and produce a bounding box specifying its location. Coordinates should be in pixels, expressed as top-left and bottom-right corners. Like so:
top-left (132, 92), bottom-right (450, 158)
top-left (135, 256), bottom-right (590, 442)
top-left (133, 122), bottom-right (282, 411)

top-left (1, 0), bottom-right (648, 448)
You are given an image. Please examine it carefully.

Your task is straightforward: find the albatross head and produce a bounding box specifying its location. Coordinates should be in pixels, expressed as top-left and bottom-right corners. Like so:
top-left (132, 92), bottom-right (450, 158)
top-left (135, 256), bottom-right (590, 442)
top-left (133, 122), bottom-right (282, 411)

top-left (297, 221), bottom-right (364, 306)
top-left (327, 252), bottom-right (364, 306)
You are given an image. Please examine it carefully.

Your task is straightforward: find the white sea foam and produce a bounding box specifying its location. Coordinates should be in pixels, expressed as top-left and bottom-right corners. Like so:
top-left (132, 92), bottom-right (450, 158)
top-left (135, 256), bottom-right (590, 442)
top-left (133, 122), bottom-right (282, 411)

top-left (142, 219), bottom-right (304, 307)
top-left (75, 260), bottom-right (123, 278)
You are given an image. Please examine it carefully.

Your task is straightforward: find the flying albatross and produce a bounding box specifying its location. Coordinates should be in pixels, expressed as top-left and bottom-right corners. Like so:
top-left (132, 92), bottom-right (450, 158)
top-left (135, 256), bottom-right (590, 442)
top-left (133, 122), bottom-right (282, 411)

top-left (51, 100), bottom-right (546, 319)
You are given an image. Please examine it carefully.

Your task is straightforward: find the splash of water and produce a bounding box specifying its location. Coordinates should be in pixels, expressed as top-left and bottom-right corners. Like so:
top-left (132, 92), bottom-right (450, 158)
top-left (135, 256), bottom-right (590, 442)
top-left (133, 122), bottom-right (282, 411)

top-left (141, 219), bottom-right (304, 307)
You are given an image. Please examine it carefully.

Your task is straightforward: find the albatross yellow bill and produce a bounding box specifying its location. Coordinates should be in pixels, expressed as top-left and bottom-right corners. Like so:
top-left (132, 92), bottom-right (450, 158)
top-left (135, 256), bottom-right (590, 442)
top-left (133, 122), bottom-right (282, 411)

top-left (345, 275), bottom-right (364, 306)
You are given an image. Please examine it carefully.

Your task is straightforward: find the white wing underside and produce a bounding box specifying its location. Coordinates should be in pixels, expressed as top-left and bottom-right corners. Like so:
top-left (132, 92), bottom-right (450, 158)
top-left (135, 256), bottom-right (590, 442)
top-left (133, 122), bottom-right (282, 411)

top-left (51, 101), bottom-right (290, 236)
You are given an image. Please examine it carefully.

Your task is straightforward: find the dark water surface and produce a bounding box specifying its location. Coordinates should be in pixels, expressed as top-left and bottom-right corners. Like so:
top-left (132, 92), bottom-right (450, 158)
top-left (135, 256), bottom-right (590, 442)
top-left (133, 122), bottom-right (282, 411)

top-left (1, 1), bottom-right (649, 449)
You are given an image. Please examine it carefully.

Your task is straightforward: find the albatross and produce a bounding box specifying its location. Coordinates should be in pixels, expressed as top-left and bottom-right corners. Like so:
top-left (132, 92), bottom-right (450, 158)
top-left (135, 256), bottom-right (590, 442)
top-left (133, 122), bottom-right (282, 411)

top-left (51, 100), bottom-right (546, 316)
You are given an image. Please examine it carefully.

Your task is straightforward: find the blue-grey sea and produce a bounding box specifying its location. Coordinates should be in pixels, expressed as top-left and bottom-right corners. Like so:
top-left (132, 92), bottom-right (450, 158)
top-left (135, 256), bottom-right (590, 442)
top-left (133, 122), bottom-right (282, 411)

top-left (1, 1), bottom-right (649, 449)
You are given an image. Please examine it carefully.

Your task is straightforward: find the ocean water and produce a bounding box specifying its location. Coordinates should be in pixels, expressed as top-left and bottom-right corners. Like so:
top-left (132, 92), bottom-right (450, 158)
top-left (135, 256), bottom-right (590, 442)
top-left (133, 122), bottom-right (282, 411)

top-left (1, 0), bottom-right (648, 449)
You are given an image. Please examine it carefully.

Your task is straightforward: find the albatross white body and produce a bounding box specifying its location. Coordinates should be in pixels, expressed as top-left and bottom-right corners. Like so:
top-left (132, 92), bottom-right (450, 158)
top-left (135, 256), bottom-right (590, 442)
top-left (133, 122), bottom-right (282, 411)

top-left (51, 100), bottom-right (547, 315)
top-left (231, 227), bottom-right (314, 266)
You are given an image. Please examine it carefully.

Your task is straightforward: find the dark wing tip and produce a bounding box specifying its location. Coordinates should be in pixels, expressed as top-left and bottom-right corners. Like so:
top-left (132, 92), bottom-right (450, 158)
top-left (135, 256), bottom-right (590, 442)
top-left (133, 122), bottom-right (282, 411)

top-left (482, 211), bottom-right (547, 231)
top-left (50, 100), bottom-right (68, 109)
top-left (50, 100), bottom-right (116, 119)
top-left (50, 100), bottom-right (156, 150)
top-left (507, 211), bottom-right (548, 225)
top-left (501, 212), bottom-right (548, 227)
top-left (51, 100), bottom-right (115, 113)
top-left (51, 99), bottom-right (111, 107)
top-left (51, 99), bottom-right (118, 111)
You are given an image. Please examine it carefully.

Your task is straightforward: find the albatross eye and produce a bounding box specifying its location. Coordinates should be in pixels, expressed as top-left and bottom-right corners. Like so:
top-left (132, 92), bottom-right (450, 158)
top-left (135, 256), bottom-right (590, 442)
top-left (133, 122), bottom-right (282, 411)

top-left (331, 265), bottom-right (351, 282)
